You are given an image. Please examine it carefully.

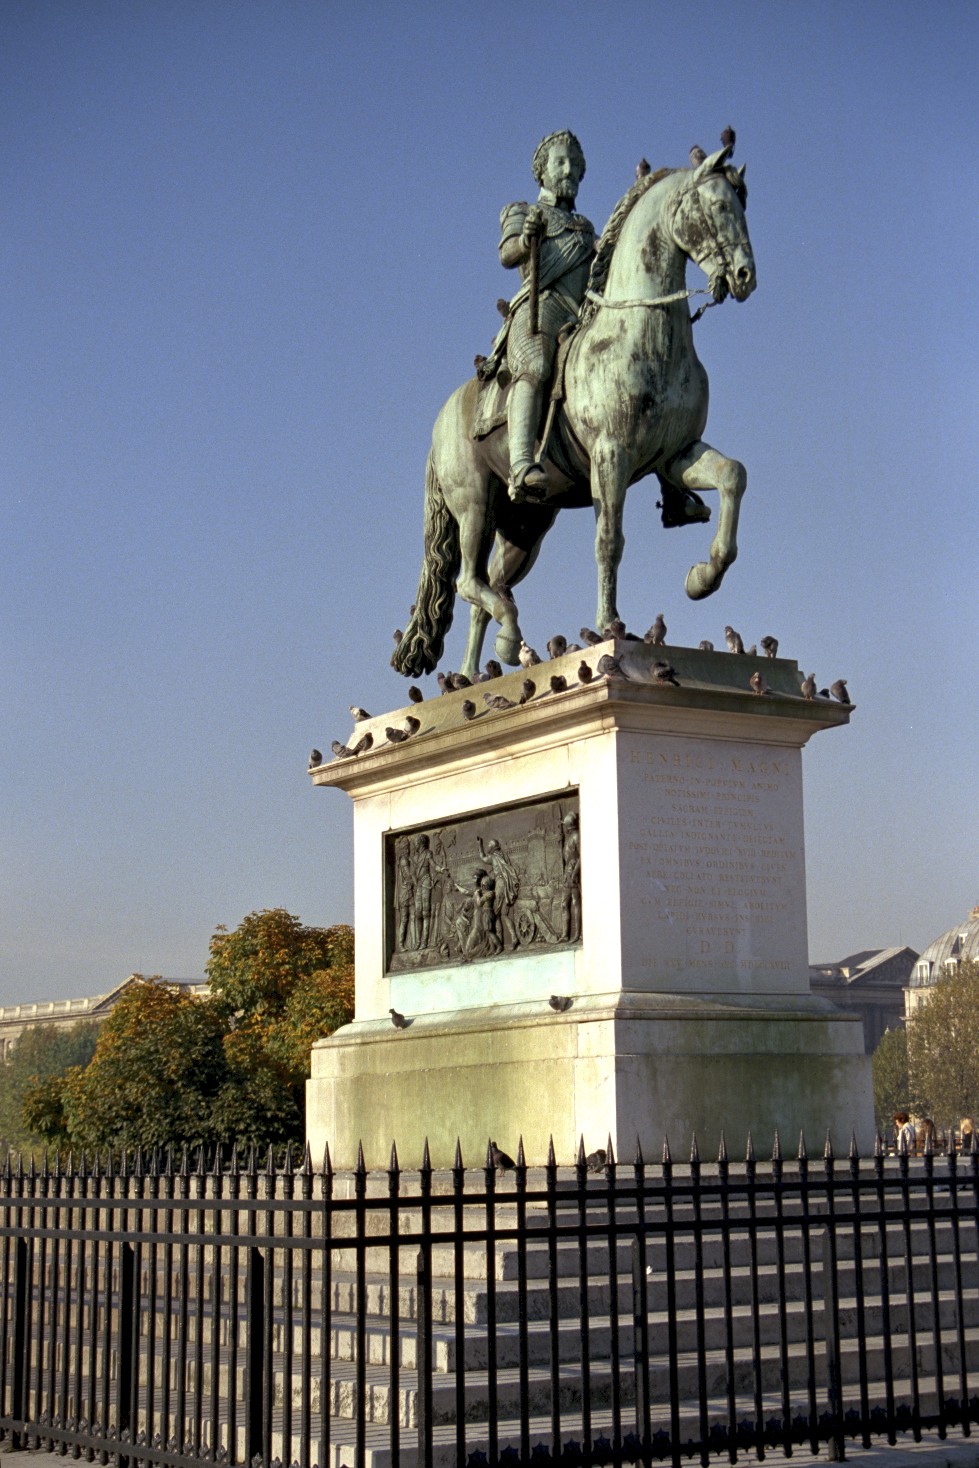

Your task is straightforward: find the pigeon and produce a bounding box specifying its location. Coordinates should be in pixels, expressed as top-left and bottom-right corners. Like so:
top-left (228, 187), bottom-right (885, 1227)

top-left (636, 158), bottom-right (651, 181)
top-left (698, 640), bottom-right (715, 652)
top-left (801, 673), bottom-right (816, 701)
top-left (549, 995), bottom-right (573, 1012)
top-left (603, 618), bottom-right (639, 640)
top-left (389, 1008), bottom-right (408, 1029)
top-left (652, 661), bottom-right (680, 686)
top-left (392, 629), bottom-right (403, 646)
top-left (818, 688), bottom-right (830, 699)
top-left (496, 297), bottom-right (510, 318)
top-left (385, 716), bottom-right (420, 744)
top-left (830, 679), bottom-right (850, 705)
top-left (585, 1148), bottom-right (608, 1173)
top-left (447, 672), bottom-right (471, 690)
top-left (724, 626), bottom-right (745, 654)
top-left (760, 636), bottom-right (779, 659)
top-left (519, 678), bottom-right (536, 704)
top-left (518, 640), bottom-right (541, 668)
top-left (745, 645), bottom-right (757, 657)
top-left (484, 692), bottom-right (516, 710)
top-left (331, 732), bottom-right (373, 760)
top-left (461, 700), bottom-right (476, 721)
top-left (484, 659), bottom-right (503, 680)
top-left (308, 749), bottom-right (323, 769)
top-left (349, 706), bottom-right (371, 723)
top-left (578, 661), bottom-right (594, 685)
top-left (580, 626), bottom-right (603, 646)
top-left (490, 1141), bottom-right (516, 1173)
top-left (565, 642), bottom-right (582, 654)
top-left (644, 614), bottom-right (667, 646)
top-left (720, 125), bottom-right (736, 153)
top-left (436, 672), bottom-right (450, 694)
top-left (690, 145), bottom-right (706, 167)
top-left (596, 653), bottom-right (626, 679)
top-left (749, 670), bottom-right (770, 696)
top-left (408, 685), bottom-right (424, 703)
top-left (549, 674), bottom-right (568, 694)
top-left (547, 635), bottom-right (567, 660)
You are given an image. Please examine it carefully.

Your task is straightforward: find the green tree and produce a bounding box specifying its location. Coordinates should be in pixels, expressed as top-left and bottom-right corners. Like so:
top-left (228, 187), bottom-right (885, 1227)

top-left (871, 1026), bottom-right (913, 1130)
top-left (24, 977), bottom-right (228, 1154)
top-left (0, 1020), bottom-right (101, 1154)
top-left (906, 960), bottom-right (979, 1124)
top-left (25, 913), bottom-right (356, 1155)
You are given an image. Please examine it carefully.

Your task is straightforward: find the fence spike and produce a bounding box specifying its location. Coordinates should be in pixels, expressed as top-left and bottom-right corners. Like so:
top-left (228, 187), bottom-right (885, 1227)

top-left (717, 1132), bottom-right (728, 1164)
top-left (516, 1136), bottom-right (526, 1168)
top-left (873, 1131), bottom-right (884, 1158)
top-left (634, 1136), bottom-right (645, 1168)
top-left (689, 1133), bottom-right (700, 1164)
top-left (135, 1147), bottom-right (146, 1178)
top-left (485, 1138), bottom-right (495, 1171)
top-left (453, 1137), bottom-right (464, 1171)
top-left (301, 1142), bottom-right (312, 1176)
top-left (576, 1135), bottom-right (587, 1168)
top-left (229, 1143), bottom-right (240, 1177)
top-left (356, 1140), bottom-right (367, 1176)
top-left (546, 1135), bottom-right (557, 1170)
top-left (283, 1144), bottom-right (294, 1176)
top-left (771, 1129), bottom-right (782, 1162)
top-left (824, 1130), bottom-right (834, 1160)
top-left (745, 1132), bottom-right (756, 1164)
top-left (389, 1139), bottom-right (400, 1174)
top-left (849, 1130), bottom-right (860, 1161)
top-left (924, 1126), bottom-right (934, 1156)
top-left (798, 1129), bottom-right (808, 1161)
top-left (41, 1149), bottom-right (50, 1179)
top-left (28, 1153), bottom-right (36, 1181)
top-left (420, 1137), bottom-right (431, 1174)
top-left (179, 1144), bottom-right (190, 1176)
top-left (322, 1141), bottom-right (333, 1178)
top-left (2, 1151), bottom-right (10, 1181)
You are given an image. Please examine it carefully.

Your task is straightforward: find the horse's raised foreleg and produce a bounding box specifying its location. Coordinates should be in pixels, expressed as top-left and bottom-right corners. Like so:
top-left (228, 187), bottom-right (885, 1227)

top-left (591, 441), bottom-right (630, 630)
top-left (663, 440), bottom-right (747, 600)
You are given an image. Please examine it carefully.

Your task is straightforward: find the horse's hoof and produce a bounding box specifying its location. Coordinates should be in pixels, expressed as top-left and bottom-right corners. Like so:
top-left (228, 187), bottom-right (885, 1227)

top-left (495, 629), bottom-right (522, 665)
top-left (685, 563), bottom-right (718, 600)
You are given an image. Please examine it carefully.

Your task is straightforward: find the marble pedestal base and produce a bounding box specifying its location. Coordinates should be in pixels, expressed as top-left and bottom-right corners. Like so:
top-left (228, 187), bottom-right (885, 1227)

top-left (308, 640), bottom-right (874, 1168)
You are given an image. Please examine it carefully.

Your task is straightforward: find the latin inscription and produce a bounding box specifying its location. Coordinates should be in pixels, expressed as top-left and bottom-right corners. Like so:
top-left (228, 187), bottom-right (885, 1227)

top-left (623, 743), bottom-right (802, 978)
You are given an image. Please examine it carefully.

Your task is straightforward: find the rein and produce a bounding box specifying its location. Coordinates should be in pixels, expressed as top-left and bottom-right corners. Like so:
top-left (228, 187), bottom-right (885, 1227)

top-left (584, 285), bottom-right (718, 314)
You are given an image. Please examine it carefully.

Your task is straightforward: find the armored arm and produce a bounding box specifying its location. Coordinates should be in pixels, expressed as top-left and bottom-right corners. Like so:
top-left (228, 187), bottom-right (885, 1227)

top-left (499, 202), bottom-right (543, 270)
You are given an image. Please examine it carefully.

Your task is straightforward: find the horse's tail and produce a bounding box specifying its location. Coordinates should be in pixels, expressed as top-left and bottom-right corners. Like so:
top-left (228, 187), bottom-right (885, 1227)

top-left (391, 452), bottom-right (459, 678)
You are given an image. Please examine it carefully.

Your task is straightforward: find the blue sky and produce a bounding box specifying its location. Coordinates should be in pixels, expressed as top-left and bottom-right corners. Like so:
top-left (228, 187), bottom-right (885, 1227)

top-left (2, 1), bottom-right (976, 1002)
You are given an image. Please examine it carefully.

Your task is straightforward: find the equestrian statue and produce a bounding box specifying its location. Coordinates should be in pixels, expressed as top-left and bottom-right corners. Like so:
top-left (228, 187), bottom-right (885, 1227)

top-left (392, 129), bottom-right (756, 683)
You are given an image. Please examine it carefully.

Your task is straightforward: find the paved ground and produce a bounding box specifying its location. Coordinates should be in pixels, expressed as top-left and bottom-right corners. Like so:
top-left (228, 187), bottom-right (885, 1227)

top-left (5, 1431), bottom-right (979, 1466)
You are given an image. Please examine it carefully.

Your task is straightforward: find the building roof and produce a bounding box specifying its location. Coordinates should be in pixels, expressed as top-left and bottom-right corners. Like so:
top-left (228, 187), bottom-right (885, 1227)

top-left (914, 903), bottom-right (979, 981)
top-left (0, 974), bottom-right (206, 1027)
top-left (810, 946), bottom-right (918, 988)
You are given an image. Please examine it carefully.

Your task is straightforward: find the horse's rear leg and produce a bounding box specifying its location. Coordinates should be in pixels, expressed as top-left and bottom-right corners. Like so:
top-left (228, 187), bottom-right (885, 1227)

top-left (455, 514), bottom-right (522, 678)
top-left (664, 440), bottom-right (746, 600)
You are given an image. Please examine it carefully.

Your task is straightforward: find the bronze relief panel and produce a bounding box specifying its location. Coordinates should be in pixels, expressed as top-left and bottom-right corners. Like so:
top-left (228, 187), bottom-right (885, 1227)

top-left (385, 791), bottom-right (581, 973)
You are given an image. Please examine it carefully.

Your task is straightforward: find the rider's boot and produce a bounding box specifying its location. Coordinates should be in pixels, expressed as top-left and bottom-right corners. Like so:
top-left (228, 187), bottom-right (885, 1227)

top-left (507, 378), bottom-right (548, 503)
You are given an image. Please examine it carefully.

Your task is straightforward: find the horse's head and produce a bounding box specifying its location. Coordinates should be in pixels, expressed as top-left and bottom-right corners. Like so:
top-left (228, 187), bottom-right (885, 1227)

top-left (672, 145), bottom-right (756, 304)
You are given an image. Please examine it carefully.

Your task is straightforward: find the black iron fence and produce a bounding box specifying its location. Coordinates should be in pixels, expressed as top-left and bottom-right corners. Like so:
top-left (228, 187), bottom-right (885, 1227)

top-left (1, 1135), bottom-right (978, 1468)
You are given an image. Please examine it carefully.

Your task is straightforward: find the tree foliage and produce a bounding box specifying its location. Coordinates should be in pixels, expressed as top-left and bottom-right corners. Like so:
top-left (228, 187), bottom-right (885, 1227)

top-left (871, 1026), bottom-right (913, 1129)
top-left (24, 912), bottom-right (355, 1155)
top-left (906, 960), bottom-right (979, 1123)
top-left (0, 1020), bottom-right (100, 1154)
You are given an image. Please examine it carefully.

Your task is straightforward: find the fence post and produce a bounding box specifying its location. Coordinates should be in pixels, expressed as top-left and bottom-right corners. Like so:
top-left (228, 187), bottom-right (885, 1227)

top-left (415, 1247), bottom-right (433, 1468)
top-left (117, 1242), bottom-right (136, 1468)
top-left (245, 1251), bottom-right (268, 1468)
top-left (10, 1238), bottom-right (29, 1451)
top-left (821, 1226), bottom-right (845, 1461)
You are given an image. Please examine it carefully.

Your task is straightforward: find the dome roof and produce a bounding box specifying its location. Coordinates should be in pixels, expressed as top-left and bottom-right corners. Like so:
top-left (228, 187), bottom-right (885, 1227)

top-left (912, 902), bottom-right (979, 986)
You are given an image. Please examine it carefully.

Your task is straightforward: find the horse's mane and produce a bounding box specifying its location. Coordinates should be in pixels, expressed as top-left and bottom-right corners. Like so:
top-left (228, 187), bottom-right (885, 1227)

top-left (580, 167), bottom-right (675, 325)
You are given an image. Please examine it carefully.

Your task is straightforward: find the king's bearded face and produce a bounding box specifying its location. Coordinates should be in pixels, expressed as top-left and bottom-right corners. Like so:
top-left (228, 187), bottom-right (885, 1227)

top-left (540, 143), bottom-right (582, 201)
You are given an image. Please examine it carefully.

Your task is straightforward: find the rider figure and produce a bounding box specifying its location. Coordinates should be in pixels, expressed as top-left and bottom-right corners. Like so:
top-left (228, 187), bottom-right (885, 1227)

top-left (498, 131), bottom-right (595, 501)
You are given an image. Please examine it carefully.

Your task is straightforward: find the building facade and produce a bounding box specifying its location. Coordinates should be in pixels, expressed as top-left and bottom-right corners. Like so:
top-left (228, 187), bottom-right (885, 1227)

top-left (905, 903), bottom-right (979, 1018)
top-left (809, 947), bottom-right (918, 1054)
top-left (0, 975), bottom-right (207, 1062)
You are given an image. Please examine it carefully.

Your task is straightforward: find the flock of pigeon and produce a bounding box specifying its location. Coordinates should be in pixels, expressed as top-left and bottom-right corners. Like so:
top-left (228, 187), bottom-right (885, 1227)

top-left (308, 616), bottom-right (851, 769)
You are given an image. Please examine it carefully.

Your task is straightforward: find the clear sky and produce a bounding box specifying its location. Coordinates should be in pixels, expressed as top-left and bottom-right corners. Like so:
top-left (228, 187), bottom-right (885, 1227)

top-left (2, 1), bottom-right (976, 1004)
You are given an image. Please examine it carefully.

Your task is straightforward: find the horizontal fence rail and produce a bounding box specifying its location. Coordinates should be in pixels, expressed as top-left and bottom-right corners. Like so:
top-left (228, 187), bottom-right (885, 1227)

top-left (1, 1135), bottom-right (978, 1468)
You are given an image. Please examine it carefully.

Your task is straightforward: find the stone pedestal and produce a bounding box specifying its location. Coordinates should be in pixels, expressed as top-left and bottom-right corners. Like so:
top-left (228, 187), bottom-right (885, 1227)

top-left (308, 641), bottom-right (873, 1168)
